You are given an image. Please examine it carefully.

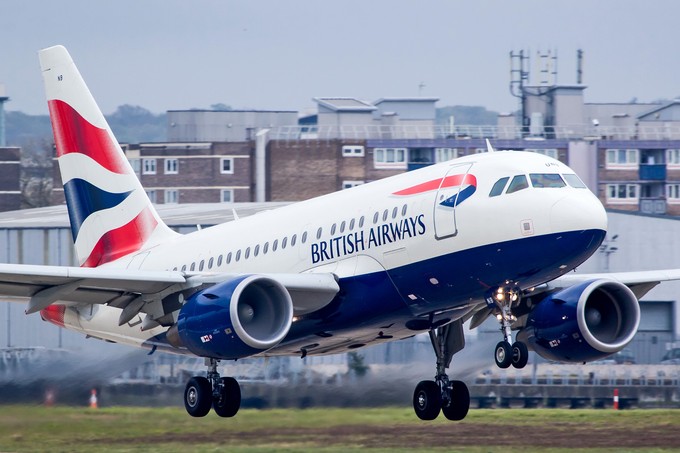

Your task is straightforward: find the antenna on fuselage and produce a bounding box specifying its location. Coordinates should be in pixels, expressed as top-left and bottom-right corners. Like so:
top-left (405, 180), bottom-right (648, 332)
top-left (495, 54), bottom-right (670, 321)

top-left (485, 139), bottom-right (496, 153)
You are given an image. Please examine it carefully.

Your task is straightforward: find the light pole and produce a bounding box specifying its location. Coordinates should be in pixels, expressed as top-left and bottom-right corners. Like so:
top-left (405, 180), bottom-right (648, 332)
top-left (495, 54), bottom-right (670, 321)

top-left (599, 234), bottom-right (619, 272)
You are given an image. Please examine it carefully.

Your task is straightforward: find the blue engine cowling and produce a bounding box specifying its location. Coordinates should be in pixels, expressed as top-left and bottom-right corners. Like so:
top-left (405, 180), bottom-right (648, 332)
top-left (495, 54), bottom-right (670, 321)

top-left (173, 275), bottom-right (293, 359)
top-left (519, 279), bottom-right (640, 363)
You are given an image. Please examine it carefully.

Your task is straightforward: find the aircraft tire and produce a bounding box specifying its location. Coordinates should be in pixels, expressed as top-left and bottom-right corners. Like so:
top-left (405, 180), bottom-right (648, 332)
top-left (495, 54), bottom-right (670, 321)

top-left (494, 341), bottom-right (513, 368)
top-left (413, 380), bottom-right (441, 420)
top-left (184, 376), bottom-right (212, 417)
top-left (213, 377), bottom-right (241, 418)
top-left (511, 341), bottom-right (529, 369)
top-left (442, 380), bottom-right (469, 421)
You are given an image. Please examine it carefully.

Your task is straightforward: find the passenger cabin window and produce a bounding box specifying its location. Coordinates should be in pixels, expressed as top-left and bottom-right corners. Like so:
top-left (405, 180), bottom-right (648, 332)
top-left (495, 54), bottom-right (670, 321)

top-left (563, 173), bottom-right (587, 188)
top-left (489, 177), bottom-right (509, 197)
top-left (530, 174), bottom-right (566, 188)
top-left (506, 175), bottom-right (529, 194)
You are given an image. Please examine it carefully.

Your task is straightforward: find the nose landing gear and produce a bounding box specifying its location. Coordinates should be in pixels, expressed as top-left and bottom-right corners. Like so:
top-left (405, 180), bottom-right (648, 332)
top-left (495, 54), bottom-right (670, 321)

top-left (412, 320), bottom-right (470, 421)
top-left (490, 287), bottom-right (529, 369)
top-left (184, 358), bottom-right (241, 418)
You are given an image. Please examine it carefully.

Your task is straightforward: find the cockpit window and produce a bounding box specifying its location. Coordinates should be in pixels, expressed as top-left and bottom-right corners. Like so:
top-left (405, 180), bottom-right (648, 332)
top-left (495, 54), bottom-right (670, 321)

top-left (506, 175), bottom-right (529, 194)
top-left (563, 173), bottom-right (587, 188)
top-left (489, 177), bottom-right (509, 197)
top-left (529, 173), bottom-right (566, 188)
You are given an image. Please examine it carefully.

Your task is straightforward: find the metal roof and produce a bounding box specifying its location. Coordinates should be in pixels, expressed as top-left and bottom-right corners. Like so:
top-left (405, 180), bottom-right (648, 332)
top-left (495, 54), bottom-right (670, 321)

top-left (313, 97), bottom-right (376, 112)
top-left (0, 202), bottom-right (292, 230)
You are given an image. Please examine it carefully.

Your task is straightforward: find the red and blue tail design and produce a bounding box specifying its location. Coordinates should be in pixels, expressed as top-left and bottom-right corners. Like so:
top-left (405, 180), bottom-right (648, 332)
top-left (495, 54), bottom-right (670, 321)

top-left (40, 45), bottom-right (177, 267)
top-left (393, 174), bottom-right (477, 207)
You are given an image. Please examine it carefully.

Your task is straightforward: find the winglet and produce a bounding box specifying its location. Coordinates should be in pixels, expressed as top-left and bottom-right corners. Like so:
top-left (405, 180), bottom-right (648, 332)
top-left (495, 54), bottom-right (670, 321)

top-left (485, 139), bottom-right (495, 153)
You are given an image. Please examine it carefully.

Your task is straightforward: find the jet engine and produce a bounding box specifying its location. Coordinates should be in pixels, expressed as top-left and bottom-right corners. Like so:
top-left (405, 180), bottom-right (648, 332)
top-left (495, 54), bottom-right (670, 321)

top-left (168, 275), bottom-right (293, 359)
top-left (519, 279), bottom-right (640, 363)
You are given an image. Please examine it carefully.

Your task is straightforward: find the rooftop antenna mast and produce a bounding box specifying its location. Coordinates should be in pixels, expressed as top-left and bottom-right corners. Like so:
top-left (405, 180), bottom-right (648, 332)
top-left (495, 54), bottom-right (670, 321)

top-left (509, 50), bottom-right (530, 131)
top-left (537, 49), bottom-right (558, 86)
top-left (577, 49), bottom-right (584, 84)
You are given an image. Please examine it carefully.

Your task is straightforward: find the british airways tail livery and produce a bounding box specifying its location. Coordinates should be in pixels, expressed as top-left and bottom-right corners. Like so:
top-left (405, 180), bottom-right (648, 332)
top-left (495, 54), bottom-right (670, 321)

top-left (40, 46), bottom-right (178, 267)
top-left (2, 45), bottom-right (679, 420)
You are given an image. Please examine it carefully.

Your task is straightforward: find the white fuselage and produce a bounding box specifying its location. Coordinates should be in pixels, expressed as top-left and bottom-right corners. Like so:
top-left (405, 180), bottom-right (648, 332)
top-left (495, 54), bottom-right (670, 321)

top-left (57, 151), bottom-right (608, 356)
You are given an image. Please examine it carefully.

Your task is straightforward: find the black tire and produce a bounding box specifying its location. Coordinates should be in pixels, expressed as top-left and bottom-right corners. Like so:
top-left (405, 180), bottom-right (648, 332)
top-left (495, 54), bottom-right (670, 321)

top-left (413, 380), bottom-right (441, 420)
top-left (495, 341), bottom-right (513, 368)
top-left (512, 341), bottom-right (529, 369)
top-left (442, 380), bottom-right (470, 421)
top-left (213, 377), bottom-right (241, 418)
top-left (184, 376), bottom-right (212, 417)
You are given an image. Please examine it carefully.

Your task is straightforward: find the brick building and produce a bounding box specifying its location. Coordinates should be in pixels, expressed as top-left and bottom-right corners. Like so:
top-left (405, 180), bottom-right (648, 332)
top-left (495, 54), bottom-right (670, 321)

top-left (52, 142), bottom-right (254, 205)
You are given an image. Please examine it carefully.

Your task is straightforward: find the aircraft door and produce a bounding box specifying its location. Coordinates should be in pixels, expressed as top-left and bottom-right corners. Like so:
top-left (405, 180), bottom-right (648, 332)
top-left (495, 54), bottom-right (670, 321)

top-left (433, 163), bottom-right (474, 239)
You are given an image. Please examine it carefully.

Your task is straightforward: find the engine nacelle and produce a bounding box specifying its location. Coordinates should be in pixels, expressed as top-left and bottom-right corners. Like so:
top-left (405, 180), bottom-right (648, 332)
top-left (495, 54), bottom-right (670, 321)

top-left (519, 279), bottom-right (640, 362)
top-left (170, 275), bottom-right (293, 359)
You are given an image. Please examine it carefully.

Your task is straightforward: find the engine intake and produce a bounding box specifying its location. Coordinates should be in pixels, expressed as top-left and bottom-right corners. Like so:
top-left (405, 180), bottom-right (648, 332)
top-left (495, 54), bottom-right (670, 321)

top-left (169, 275), bottom-right (293, 359)
top-left (520, 279), bottom-right (640, 362)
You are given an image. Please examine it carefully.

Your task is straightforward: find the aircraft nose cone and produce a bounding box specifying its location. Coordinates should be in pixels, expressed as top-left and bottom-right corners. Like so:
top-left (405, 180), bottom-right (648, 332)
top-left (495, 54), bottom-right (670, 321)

top-left (550, 192), bottom-right (607, 233)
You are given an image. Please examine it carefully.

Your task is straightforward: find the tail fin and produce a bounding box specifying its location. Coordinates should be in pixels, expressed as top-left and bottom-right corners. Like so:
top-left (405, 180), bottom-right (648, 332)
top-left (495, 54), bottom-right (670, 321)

top-left (39, 45), bottom-right (177, 267)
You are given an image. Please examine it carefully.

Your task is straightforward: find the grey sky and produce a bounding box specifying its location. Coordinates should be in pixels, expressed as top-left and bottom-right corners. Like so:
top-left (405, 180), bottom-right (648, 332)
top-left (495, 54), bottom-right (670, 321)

top-left (1, 0), bottom-right (678, 116)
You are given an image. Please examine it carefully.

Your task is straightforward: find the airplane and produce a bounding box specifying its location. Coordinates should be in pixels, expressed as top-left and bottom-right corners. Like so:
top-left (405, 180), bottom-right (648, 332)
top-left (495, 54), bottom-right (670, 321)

top-left (2, 44), bottom-right (679, 421)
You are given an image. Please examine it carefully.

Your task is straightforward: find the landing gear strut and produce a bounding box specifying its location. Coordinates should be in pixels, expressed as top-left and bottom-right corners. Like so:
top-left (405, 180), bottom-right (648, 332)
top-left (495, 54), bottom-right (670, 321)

top-left (184, 358), bottom-right (241, 417)
top-left (491, 288), bottom-right (529, 369)
top-left (412, 319), bottom-right (470, 421)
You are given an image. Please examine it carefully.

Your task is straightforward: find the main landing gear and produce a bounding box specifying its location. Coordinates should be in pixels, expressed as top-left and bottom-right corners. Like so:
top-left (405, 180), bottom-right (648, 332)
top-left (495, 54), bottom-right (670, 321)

top-left (412, 320), bottom-right (470, 421)
top-left (491, 287), bottom-right (529, 369)
top-left (184, 358), bottom-right (241, 417)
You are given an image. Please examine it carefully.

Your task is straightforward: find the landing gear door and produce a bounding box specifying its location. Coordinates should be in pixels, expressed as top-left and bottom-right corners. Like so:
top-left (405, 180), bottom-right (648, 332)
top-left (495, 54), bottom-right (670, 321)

top-left (433, 163), bottom-right (474, 239)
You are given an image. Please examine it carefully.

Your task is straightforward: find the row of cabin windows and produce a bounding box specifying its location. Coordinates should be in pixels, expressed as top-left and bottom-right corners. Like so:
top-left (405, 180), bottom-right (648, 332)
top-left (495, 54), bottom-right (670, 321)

top-left (173, 204), bottom-right (410, 272)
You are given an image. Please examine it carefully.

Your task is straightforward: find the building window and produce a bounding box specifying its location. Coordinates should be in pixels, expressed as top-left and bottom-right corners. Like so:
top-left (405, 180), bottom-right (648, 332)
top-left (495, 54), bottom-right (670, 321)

top-left (607, 184), bottom-right (638, 202)
top-left (525, 148), bottom-right (558, 159)
top-left (129, 158), bottom-right (141, 176)
top-left (221, 158), bottom-right (234, 174)
top-left (164, 189), bottom-right (178, 204)
top-left (667, 149), bottom-right (680, 166)
top-left (374, 148), bottom-right (407, 169)
top-left (435, 148), bottom-right (458, 162)
top-left (606, 149), bottom-right (638, 168)
top-left (342, 180), bottom-right (364, 190)
top-left (221, 189), bottom-right (234, 203)
top-left (668, 184), bottom-right (680, 201)
top-left (146, 190), bottom-right (157, 203)
top-left (164, 158), bottom-right (178, 174)
top-left (142, 158), bottom-right (157, 175)
top-left (342, 145), bottom-right (365, 157)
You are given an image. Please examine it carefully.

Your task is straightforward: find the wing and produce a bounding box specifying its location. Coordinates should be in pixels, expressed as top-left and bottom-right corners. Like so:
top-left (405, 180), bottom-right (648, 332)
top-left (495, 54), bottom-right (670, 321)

top-left (0, 263), bottom-right (338, 325)
top-left (549, 269), bottom-right (680, 298)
